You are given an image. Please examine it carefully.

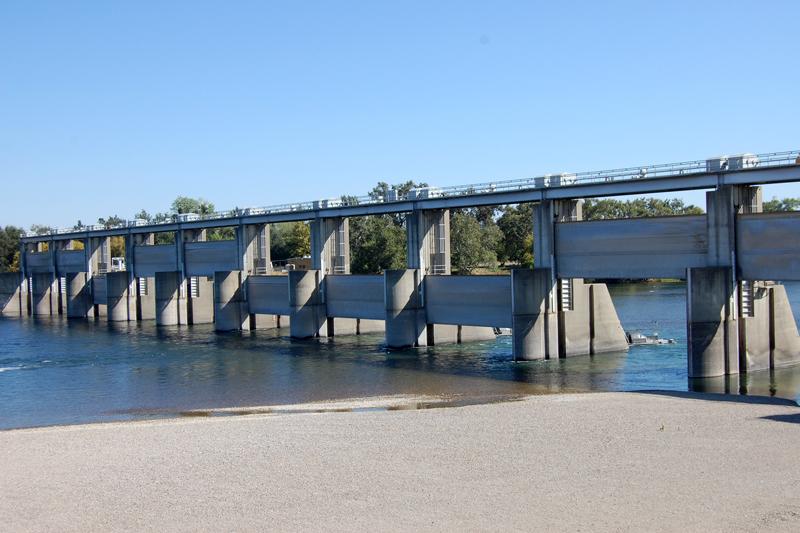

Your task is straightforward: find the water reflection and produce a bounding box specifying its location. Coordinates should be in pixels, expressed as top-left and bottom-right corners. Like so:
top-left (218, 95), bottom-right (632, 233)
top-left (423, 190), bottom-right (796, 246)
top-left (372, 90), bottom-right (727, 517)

top-left (0, 281), bottom-right (799, 430)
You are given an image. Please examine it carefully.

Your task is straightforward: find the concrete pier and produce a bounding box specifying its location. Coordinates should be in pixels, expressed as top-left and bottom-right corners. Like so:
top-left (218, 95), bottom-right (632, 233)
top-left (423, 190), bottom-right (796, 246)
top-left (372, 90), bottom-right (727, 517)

top-left (687, 267), bottom-right (738, 378)
top-left (511, 269), bottom-right (558, 361)
top-left (188, 276), bottom-right (214, 324)
top-left (136, 277), bottom-right (156, 320)
top-left (106, 271), bottom-right (133, 322)
top-left (65, 272), bottom-right (93, 318)
top-left (384, 269), bottom-right (427, 348)
top-left (155, 271), bottom-right (184, 326)
top-left (511, 270), bottom-right (627, 361)
top-left (311, 218), bottom-right (349, 275)
top-left (288, 270), bottom-right (326, 338)
top-left (30, 273), bottom-right (54, 316)
top-left (214, 270), bottom-right (249, 331)
top-left (407, 209), bottom-right (450, 275)
top-left (0, 272), bottom-right (23, 316)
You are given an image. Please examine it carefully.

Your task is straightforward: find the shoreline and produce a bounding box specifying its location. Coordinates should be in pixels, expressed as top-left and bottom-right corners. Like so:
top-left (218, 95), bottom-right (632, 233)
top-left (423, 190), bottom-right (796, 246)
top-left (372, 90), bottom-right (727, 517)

top-left (2, 388), bottom-right (797, 434)
top-left (3, 391), bottom-right (800, 531)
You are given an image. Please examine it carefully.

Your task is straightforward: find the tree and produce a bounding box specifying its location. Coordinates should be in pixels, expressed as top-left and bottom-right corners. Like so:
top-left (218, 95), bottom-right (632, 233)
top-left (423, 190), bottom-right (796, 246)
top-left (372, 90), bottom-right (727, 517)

top-left (97, 215), bottom-right (124, 229)
top-left (583, 198), bottom-right (703, 220)
top-left (133, 210), bottom-right (152, 222)
top-left (764, 197), bottom-right (800, 212)
top-left (270, 222), bottom-right (310, 259)
top-left (350, 216), bottom-right (407, 274)
top-left (109, 236), bottom-right (125, 258)
top-left (171, 196), bottom-right (215, 215)
top-left (497, 203), bottom-right (533, 265)
top-left (29, 224), bottom-right (54, 236)
top-left (450, 212), bottom-right (501, 274)
top-left (0, 226), bottom-right (23, 272)
top-left (208, 227), bottom-right (236, 241)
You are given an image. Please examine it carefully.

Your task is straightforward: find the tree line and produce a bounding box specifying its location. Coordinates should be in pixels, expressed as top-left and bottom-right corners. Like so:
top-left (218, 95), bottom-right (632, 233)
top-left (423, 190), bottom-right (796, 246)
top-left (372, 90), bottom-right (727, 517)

top-left (2, 194), bottom-right (798, 274)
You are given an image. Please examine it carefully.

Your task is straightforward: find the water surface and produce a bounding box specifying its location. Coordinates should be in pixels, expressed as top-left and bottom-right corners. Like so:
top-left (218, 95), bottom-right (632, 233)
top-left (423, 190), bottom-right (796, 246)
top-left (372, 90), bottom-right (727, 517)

top-left (1, 282), bottom-right (799, 430)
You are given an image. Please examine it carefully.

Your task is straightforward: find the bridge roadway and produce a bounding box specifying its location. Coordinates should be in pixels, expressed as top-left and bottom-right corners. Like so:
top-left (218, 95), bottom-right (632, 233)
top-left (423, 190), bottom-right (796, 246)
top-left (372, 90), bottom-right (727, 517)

top-left (17, 150), bottom-right (800, 242)
top-left (3, 150), bottom-right (800, 380)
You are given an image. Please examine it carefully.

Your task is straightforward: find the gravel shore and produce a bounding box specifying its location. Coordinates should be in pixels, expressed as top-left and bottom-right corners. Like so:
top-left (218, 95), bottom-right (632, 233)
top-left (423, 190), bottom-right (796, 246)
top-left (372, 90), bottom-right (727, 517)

top-left (2, 391), bottom-right (800, 532)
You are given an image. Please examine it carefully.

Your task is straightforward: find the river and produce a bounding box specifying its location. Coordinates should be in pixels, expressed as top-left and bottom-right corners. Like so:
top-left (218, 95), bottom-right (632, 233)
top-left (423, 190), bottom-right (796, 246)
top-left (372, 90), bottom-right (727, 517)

top-left (1, 281), bottom-right (799, 429)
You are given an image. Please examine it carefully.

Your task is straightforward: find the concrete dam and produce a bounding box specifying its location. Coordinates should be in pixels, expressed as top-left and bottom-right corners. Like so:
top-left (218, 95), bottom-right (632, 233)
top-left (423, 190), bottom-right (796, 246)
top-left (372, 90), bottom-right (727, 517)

top-left (2, 150), bottom-right (800, 379)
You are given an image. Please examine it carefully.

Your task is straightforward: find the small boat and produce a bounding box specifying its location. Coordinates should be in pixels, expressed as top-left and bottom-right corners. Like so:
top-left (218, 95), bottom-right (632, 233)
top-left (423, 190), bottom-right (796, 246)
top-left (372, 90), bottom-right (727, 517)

top-left (493, 327), bottom-right (512, 336)
top-left (626, 331), bottom-right (676, 345)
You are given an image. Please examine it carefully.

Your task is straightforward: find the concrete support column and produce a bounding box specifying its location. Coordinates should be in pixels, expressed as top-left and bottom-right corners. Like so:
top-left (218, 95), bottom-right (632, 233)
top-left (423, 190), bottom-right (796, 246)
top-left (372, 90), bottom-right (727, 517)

top-left (384, 269), bottom-right (427, 348)
top-left (106, 271), bottom-right (133, 321)
top-left (132, 233), bottom-right (154, 321)
top-left (241, 224), bottom-right (271, 275)
top-left (288, 270), bottom-right (326, 338)
top-left (406, 210), bottom-right (450, 275)
top-left (311, 218), bottom-right (349, 275)
top-left (0, 272), bottom-right (23, 316)
top-left (512, 268), bottom-right (558, 361)
top-left (155, 271), bottom-right (184, 326)
top-left (687, 267), bottom-right (739, 378)
top-left (30, 273), bottom-right (53, 316)
top-left (687, 185), bottom-right (763, 377)
top-left (176, 230), bottom-right (189, 326)
top-left (214, 270), bottom-right (250, 331)
top-left (65, 272), bottom-right (94, 318)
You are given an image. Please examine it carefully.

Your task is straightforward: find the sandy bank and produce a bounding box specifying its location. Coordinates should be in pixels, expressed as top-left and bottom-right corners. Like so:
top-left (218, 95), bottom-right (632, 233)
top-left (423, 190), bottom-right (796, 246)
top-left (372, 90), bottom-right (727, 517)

top-left (2, 392), bottom-right (800, 532)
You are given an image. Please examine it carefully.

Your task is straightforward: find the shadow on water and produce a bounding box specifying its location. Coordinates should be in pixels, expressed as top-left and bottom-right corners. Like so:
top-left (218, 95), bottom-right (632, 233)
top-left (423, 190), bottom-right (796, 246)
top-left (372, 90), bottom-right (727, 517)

top-left (1, 281), bottom-right (799, 429)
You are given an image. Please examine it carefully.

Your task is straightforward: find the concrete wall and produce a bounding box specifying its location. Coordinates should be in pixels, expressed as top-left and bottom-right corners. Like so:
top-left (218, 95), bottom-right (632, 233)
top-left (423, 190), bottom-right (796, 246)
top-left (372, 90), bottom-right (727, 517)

top-left (385, 269), bottom-right (426, 348)
top-left (556, 216), bottom-right (708, 279)
top-left (247, 275), bottom-right (291, 316)
top-left (589, 284), bottom-right (629, 354)
top-left (288, 270), bottom-right (326, 338)
top-left (92, 276), bottom-right (107, 306)
top-left (137, 277), bottom-right (156, 320)
top-left (325, 275), bottom-right (384, 320)
top-left (55, 250), bottom-right (87, 273)
top-left (155, 271), bottom-right (183, 326)
top-left (25, 252), bottom-right (52, 274)
top-left (214, 270), bottom-right (248, 331)
top-left (0, 272), bottom-right (22, 316)
top-left (687, 268), bottom-right (738, 378)
top-left (30, 273), bottom-right (54, 315)
top-left (65, 272), bottom-right (93, 318)
top-left (737, 212), bottom-right (800, 281)
top-left (105, 271), bottom-right (133, 321)
top-left (425, 275), bottom-right (511, 328)
top-left (133, 245), bottom-right (179, 277)
top-left (185, 241), bottom-right (239, 277)
top-left (739, 282), bottom-right (800, 372)
top-left (188, 276), bottom-right (215, 324)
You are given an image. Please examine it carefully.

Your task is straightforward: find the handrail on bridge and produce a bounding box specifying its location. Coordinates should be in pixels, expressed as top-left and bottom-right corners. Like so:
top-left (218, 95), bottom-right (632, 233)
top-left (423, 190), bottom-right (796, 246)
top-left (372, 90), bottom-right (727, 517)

top-left (22, 149), bottom-right (800, 238)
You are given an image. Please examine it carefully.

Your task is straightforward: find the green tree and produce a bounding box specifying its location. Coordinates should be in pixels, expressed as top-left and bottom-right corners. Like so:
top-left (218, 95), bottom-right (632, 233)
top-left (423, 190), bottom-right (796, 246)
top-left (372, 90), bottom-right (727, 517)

top-left (97, 215), bottom-right (124, 229)
top-left (270, 222), bottom-right (310, 259)
top-left (0, 226), bottom-right (23, 272)
top-left (29, 224), bottom-right (54, 236)
top-left (133, 210), bottom-right (152, 222)
top-left (583, 198), bottom-right (703, 220)
top-left (350, 216), bottom-right (407, 274)
top-left (497, 203), bottom-right (533, 265)
top-left (171, 196), bottom-right (215, 215)
top-left (450, 212), bottom-right (501, 274)
top-left (763, 197), bottom-right (800, 212)
top-left (208, 227), bottom-right (236, 241)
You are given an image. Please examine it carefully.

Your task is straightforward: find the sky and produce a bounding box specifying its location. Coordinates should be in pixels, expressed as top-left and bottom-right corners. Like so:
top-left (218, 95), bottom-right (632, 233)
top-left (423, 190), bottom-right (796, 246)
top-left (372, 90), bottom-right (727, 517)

top-left (1, 1), bottom-right (799, 229)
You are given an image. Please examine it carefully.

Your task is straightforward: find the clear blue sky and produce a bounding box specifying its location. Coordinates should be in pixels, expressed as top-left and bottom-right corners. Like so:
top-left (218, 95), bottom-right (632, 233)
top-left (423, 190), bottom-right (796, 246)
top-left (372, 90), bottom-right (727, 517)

top-left (2, 1), bottom-right (799, 229)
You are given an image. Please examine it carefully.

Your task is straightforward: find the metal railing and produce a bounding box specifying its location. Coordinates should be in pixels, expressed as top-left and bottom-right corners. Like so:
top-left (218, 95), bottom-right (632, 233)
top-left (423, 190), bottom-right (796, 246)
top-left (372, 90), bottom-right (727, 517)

top-left (26, 149), bottom-right (800, 238)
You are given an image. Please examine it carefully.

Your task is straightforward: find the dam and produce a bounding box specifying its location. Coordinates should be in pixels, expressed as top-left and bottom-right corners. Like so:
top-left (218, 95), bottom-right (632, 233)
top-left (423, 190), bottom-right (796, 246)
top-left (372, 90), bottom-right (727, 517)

top-left (2, 150), bottom-right (800, 378)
